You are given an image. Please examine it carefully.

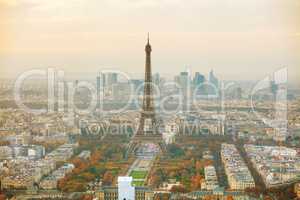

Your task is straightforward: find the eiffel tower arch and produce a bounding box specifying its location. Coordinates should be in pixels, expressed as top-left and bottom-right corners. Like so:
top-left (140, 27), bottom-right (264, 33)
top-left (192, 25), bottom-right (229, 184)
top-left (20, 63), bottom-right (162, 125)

top-left (127, 34), bottom-right (167, 156)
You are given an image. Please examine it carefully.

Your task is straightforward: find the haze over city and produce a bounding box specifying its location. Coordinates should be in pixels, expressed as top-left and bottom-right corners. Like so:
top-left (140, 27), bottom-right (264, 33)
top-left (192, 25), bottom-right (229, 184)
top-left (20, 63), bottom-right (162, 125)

top-left (0, 0), bottom-right (300, 85)
top-left (1, 1), bottom-right (300, 200)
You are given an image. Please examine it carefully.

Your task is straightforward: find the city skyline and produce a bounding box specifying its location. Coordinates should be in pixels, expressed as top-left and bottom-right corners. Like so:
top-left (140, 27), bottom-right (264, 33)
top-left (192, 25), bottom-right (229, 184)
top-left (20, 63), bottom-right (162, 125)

top-left (0, 2), bottom-right (300, 198)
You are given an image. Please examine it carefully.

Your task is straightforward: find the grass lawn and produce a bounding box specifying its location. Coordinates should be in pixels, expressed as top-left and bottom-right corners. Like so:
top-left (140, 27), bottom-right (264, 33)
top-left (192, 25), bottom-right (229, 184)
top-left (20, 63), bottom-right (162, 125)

top-left (130, 170), bottom-right (148, 179)
top-left (132, 181), bottom-right (144, 186)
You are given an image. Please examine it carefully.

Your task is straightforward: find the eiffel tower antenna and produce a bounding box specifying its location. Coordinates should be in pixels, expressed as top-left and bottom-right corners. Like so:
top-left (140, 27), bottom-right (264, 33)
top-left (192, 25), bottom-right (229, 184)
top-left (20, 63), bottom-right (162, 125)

top-left (147, 32), bottom-right (150, 44)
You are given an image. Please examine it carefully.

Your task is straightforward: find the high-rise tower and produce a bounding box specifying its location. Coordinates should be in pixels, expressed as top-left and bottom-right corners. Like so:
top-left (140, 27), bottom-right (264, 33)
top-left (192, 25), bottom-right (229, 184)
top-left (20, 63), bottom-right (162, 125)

top-left (127, 35), bottom-right (166, 156)
top-left (136, 34), bottom-right (159, 136)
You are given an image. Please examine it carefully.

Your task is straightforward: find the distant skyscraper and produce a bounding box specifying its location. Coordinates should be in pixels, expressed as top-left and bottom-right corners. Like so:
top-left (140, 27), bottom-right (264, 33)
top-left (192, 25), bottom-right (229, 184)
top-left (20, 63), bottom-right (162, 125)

top-left (96, 76), bottom-right (101, 89)
top-left (112, 82), bottom-right (131, 99)
top-left (179, 71), bottom-right (191, 111)
top-left (193, 72), bottom-right (205, 86)
top-left (209, 70), bottom-right (218, 88)
top-left (193, 72), bottom-right (206, 96)
top-left (153, 73), bottom-right (160, 86)
top-left (130, 79), bottom-right (143, 95)
top-left (270, 80), bottom-right (278, 99)
top-left (96, 75), bottom-right (101, 108)
top-left (106, 73), bottom-right (118, 86)
top-left (102, 73), bottom-right (106, 88)
top-left (179, 71), bottom-right (189, 89)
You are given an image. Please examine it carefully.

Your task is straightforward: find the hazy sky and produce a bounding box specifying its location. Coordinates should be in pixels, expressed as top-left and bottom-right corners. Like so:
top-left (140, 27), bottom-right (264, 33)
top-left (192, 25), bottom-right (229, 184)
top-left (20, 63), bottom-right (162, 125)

top-left (0, 0), bottom-right (299, 84)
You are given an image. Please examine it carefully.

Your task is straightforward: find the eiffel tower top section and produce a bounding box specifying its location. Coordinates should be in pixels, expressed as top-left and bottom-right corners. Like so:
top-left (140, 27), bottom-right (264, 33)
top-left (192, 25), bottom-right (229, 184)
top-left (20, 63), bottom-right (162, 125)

top-left (143, 33), bottom-right (154, 113)
top-left (145, 33), bottom-right (151, 53)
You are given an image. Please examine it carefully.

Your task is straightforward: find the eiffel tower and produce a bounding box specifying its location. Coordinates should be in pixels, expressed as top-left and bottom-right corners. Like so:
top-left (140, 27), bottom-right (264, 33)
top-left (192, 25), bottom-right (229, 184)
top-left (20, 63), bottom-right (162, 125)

top-left (127, 34), bottom-right (167, 155)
